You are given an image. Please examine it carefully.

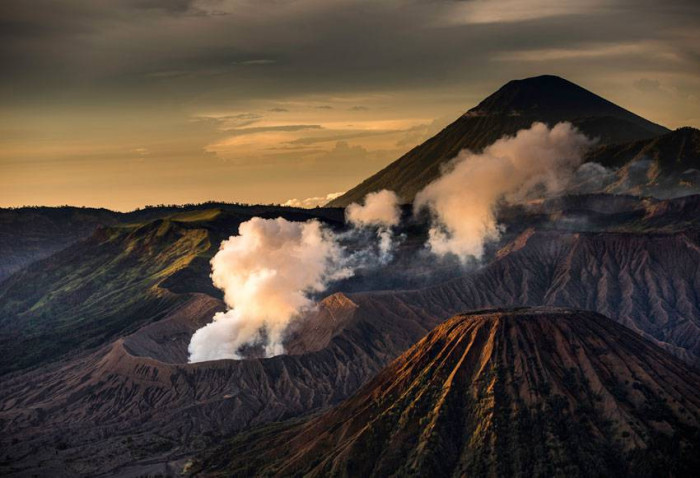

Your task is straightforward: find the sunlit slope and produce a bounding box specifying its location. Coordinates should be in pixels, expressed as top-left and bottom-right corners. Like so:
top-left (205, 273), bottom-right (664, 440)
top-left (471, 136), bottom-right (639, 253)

top-left (0, 203), bottom-right (345, 285)
top-left (198, 308), bottom-right (700, 478)
top-left (0, 220), bottom-right (210, 375)
top-left (0, 206), bottom-right (344, 376)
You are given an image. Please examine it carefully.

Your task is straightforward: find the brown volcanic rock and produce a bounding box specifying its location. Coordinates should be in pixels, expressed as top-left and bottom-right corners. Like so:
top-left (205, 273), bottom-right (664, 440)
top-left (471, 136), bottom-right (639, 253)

top-left (4, 225), bottom-right (700, 475)
top-left (359, 228), bottom-right (700, 365)
top-left (197, 308), bottom-right (700, 478)
top-left (3, 196), bottom-right (700, 475)
top-left (0, 293), bottom-right (393, 477)
top-left (122, 292), bottom-right (225, 363)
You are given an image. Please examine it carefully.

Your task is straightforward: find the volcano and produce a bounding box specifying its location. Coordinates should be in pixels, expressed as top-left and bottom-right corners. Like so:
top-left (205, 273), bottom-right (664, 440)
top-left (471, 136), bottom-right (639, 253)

top-left (327, 75), bottom-right (670, 207)
top-left (196, 308), bottom-right (700, 478)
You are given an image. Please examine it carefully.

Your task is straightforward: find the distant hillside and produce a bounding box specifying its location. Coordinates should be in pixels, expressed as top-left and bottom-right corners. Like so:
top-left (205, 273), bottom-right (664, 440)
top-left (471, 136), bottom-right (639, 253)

top-left (0, 203), bottom-right (345, 283)
top-left (328, 75), bottom-right (669, 207)
top-left (586, 127), bottom-right (700, 198)
top-left (0, 205), bottom-right (344, 376)
top-left (0, 207), bottom-right (120, 283)
top-left (197, 308), bottom-right (700, 478)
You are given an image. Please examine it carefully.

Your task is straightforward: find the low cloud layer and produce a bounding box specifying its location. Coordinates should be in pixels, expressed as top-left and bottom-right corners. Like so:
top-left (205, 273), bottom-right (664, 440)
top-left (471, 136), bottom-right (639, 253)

top-left (283, 192), bottom-right (344, 208)
top-left (415, 122), bottom-right (594, 260)
top-left (188, 217), bottom-right (352, 362)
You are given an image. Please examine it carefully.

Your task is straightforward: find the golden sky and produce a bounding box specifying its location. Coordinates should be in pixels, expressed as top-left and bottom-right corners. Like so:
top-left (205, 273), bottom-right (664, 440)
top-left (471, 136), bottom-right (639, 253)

top-left (1, 0), bottom-right (699, 210)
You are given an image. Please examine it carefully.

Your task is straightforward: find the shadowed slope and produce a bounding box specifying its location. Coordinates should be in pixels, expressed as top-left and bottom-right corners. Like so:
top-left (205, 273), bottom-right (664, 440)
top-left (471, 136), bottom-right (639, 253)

top-left (197, 308), bottom-right (700, 478)
top-left (587, 127), bottom-right (700, 198)
top-left (0, 207), bottom-right (121, 283)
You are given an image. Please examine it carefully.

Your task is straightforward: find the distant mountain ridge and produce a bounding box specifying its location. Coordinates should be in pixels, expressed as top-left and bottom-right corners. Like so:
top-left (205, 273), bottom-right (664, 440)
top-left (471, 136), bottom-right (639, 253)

top-left (196, 308), bottom-right (700, 477)
top-left (587, 126), bottom-right (700, 198)
top-left (0, 203), bottom-right (345, 283)
top-left (328, 75), bottom-right (670, 207)
top-left (0, 205), bottom-right (344, 376)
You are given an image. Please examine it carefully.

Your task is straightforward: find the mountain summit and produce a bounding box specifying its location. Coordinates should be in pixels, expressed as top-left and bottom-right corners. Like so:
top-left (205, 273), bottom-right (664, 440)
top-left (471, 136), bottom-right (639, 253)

top-left (470, 75), bottom-right (665, 131)
top-left (328, 75), bottom-right (669, 207)
top-left (196, 308), bottom-right (700, 477)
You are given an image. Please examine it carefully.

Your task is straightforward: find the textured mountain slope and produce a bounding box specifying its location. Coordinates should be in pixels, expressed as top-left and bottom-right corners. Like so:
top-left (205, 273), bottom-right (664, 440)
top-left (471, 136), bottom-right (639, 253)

top-left (328, 75), bottom-right (668, 207)
top-left (370, 228), bottom-right (700, 365)
top-left (0, 203), bottom-right (345, 287)
top-left (2, 195), bottom-right (700, 476)
top-left (196, 308), bottom-right (700, 478)
top-left (587, 127), bottom-right (700, 198)
top-left (0, 205), bottom-right (345, 376)
top-left (0, 293), bottom-right (399, 477)
top-left (0, 220), bottom-right (210, 376)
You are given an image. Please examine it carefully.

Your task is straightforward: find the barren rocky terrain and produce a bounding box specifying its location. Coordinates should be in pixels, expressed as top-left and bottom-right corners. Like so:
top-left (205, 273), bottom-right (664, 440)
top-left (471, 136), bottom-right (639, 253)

top-left (2, 195), bottom-right (700, 476)
top-left (195, 308), bottom-right (700, 477)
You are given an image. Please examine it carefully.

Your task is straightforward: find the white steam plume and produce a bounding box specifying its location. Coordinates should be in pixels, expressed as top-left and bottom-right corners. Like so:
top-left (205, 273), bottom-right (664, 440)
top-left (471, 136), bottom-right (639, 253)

top-left (415, 122), bottom-right (594, 260)
top-left (346, 189), bottom-right (401, 260)
top-left (188, 217), bottom-right (352, 362)
top-left (346, 189), bottom-right (401, 228)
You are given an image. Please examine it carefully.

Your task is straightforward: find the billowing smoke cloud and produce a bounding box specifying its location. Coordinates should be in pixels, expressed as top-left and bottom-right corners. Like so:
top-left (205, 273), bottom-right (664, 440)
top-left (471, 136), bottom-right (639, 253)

top-left (415, 122), bottom-right (594, 260)
top-left (188, 217), bottom-right (353, 362)
top-left (346, 189), bottom-right (401, 260)
top-left (568, 162), bottom-right (616, 193)
top-left (346, 189), bottom-right (401, 228)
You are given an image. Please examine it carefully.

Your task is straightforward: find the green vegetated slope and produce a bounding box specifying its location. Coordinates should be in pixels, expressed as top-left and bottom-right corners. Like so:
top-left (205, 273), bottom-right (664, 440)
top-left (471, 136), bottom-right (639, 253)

top-left (0, 219), bottom-right (210, 375)
top-left (0, 206), bottom-right (344, 376)
top-left (0, 203), bottom-right (344, 284)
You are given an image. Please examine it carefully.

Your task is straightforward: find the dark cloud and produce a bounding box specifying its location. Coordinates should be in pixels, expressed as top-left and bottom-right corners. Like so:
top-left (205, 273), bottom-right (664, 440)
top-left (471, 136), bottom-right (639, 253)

top-left (1, 0), bottom-right (698, 106)
top-left (233, 59), bottom-right (277, 65)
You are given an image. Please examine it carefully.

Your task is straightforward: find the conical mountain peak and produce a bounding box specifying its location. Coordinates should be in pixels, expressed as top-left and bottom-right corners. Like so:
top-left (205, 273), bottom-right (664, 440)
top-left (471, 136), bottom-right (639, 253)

top-left (327, 75), bottom-right (669, 207)
top-left (468, 75), bottom-right (627, 119)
